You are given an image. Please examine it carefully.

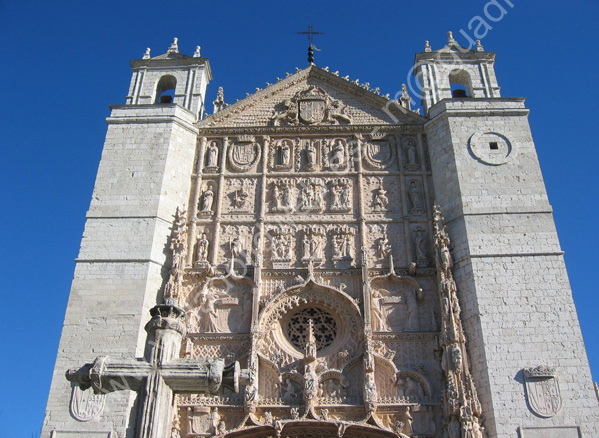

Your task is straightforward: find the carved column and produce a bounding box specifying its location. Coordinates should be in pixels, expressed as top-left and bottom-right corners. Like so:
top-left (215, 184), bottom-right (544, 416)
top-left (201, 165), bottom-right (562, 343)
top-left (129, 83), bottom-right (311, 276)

top-left (138, 304), bottom-right (186, 438)
top-left (354, 134), bottom-right (371, 327)
top-left (396, 134), bottom-right (413, 264)
top-left (210, 137), bottom-right (228, 264)
top-left (187, 136), bottom-right (207, 266)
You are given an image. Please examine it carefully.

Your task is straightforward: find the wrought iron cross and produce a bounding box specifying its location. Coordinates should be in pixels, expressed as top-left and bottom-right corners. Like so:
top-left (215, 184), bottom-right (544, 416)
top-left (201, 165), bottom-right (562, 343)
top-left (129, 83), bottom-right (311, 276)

top-left (297, 25), bottom-right (323, 64)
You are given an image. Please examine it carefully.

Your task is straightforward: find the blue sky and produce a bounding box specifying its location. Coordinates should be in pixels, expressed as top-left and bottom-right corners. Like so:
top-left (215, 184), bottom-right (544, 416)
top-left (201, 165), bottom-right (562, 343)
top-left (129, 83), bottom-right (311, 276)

top-left (1, 1), bottom-right (598, 436)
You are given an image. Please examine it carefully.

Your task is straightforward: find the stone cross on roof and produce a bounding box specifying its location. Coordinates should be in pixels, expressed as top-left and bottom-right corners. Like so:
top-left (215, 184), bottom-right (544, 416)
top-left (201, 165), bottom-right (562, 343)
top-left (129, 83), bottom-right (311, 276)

top-left (66, 303), bottom-right (247, 438)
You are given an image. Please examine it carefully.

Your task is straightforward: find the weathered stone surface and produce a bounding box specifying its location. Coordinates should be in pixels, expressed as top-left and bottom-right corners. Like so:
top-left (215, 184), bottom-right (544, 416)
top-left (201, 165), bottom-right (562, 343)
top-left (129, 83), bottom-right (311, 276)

top-left (42, 38), bottom-right (599, 438)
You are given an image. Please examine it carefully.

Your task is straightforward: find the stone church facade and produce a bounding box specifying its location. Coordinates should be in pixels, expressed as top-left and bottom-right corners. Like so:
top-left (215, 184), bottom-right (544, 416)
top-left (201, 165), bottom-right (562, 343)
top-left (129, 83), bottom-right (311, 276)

top-left (43, 36), bottom-right (599, 438)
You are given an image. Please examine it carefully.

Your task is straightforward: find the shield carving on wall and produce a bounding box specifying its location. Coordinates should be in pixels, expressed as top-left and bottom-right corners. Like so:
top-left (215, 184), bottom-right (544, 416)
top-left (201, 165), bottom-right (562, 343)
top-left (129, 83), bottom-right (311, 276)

top-left (299, 99), bottom-right (326, 124)
top-left (523, 366), bottom-right (562, 418)
top-left (70, 385), bottom-right (106, 422)
top-left (364, 140), bottom-right (395, 170)
top-left (228, 141), bottom-right (262, 172)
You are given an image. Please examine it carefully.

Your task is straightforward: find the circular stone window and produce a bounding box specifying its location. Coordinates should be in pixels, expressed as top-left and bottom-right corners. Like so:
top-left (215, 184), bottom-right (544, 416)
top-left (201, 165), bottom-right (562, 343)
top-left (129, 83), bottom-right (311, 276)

top-left (286, 307), bottom-right (337, 351)
top-left (468, 132), bottom-right (515, 165)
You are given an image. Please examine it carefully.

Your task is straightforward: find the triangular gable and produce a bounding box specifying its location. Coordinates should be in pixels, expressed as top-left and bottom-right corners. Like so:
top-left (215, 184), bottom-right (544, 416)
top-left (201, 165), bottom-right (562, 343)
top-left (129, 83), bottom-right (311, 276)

top-left (199, 65), bottom-right (425, 128)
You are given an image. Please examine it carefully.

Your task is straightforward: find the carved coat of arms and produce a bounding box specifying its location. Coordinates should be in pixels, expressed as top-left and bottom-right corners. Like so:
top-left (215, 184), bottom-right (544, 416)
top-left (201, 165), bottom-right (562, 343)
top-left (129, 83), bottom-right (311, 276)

top-left (228, 139), bottom-right (262, 172)
top-left (271, 86), bottom-right (351, 126)
top-left (70, 385), bottom-right (106, 421)
top-left (299, 99), bottom-right (326, 124)
top-left (523, 366), bottom-right (562, 418)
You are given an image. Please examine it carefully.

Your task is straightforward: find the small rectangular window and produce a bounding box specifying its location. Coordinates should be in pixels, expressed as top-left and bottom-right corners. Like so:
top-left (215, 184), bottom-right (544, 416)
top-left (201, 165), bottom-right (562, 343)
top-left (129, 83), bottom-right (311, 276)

top-left (489, 142), bottom-right (499, 150)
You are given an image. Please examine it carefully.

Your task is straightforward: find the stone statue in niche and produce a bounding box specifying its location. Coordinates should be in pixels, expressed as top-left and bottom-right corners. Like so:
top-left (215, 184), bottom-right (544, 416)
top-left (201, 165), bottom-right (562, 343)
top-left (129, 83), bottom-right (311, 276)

top-left (404, 138), bottom-right (419, 170)
top-left (306, 141), bottom-right (318, 171)
top-left (414, 229), bottom-right (429, 267)
top-left (330, 139), bottom-right (346, 169)
top-left (194, 231), bottom-right (210, 265)
top-left (273, 179), bottom-right (293, 212)
top-left (329, 178), bottom-right (351, 212)
top-left (199, 184), bottom-right (215, 215)
top-left (278, 139), bottom-right (292, 166)
top-left (373, 180), bottom-right (389, 212)
top-left (205, 140), bottom-right (219, 170)
top-left (408, 181), bottom-right (424, 215)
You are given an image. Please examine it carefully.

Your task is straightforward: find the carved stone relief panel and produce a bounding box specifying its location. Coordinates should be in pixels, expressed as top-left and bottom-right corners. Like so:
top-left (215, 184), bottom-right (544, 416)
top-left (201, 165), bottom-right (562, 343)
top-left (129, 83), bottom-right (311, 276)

top-left (184, 335), bottom-right (251, 364)
top-left (227, 135), bottom-right (262, 172)
top-left (366, 223), bottom-right (407, 269)
top-left (185, 277), bottom-right (253, 334)
top-left (218, 224), bottom-right (256, 267)
top-left (324, 138), bottom-right (350, 171)
top-left (222, 177), bottom-right (258, 215)
top-left (328, 177), bottom-right (352, 212)
top-left (330, 225), bottom-right (357, 268)
top-left (364, 176), bottom-right (401, 215)
top-left (266, 225), bottom-right (295, 268)
top-left (298, 179), bottom-right (325, 212)
top-left (362, 136), bottom-right (397, 171)
top-left (300, 225), bottom-right (326, 266)
top-left (369, 276), bottom-right (424, 332)
top-left (271, 178), bottom-right (295, 213)
top-left (204, 139), bottom-right (222, 173)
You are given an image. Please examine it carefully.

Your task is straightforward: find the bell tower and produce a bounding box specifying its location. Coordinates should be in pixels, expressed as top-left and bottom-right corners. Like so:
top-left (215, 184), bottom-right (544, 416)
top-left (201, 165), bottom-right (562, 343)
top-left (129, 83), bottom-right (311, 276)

top-left (126, 38), bottom-right (211, 119)
top-left (419, 33), bottom-right (599, 437)
top-left (42, 39), bottom-right (210, 438)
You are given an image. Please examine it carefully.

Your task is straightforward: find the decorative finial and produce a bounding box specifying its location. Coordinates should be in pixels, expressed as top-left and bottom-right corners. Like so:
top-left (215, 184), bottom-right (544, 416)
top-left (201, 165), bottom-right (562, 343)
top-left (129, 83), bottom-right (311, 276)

top-left (388, 254), bottom-right (395, 275)
top-left (167, 38), bottom-right (179, 54)
top-left (400, 84), bottom-right (412, 111)
top-left (476, 40), bottom-right (484, 52)
top-left (143, 48), bottom-right (151, 60)
top-left (447, 31), bottom-right (457, 47)
top-left (193, 45), bottom-right (201, 57)
top-left (424, 40), bottom-right (432, 52)
top-left (213, 87), bottom-right (226, 114)
top-left (297, 25), bottom-right (323, 65)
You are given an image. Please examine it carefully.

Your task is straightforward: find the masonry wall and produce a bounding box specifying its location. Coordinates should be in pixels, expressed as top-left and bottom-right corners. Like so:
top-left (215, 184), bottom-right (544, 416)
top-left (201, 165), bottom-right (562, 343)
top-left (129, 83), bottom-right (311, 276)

top-left (42, 104), bottom-right (198, 438)
top-left (425, 98), bottom-right (599, 437)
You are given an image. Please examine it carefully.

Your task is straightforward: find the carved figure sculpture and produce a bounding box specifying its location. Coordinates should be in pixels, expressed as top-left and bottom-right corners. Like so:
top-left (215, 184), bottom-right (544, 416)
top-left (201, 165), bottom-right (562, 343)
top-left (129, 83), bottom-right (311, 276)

top-left (306, 142), bottom-right (317, 168)
top-left (331, 184), bottom-right (343, 209)
top-left (373, 184), bottom-right (389, 212)
top-left (405, 139), bottom-right (418, 165)
top-left (415, 230), bottom-right (427, 261)
top-left (279, 140), bottom-right (291, 165)
top-left (405, 287), bottom-right (423, 331)
top-left (196, 288), bottom-right (224, 333)
top-left (206, 141), bottom-right (219, 168)
top-left (371, 289), bottom-right (388, 331)
top-left (200, 186), bottom-right (214, 212)
top-left (331, 139), bottom-right (345, 168)
top-left (408, 181), bottom-right (423, 211)
top-left (233, 181), bottom-right (249, 209)
top-left (196, 232), bottom-right (210, 264)
top-left (377, 235), bottom-right (391, 259)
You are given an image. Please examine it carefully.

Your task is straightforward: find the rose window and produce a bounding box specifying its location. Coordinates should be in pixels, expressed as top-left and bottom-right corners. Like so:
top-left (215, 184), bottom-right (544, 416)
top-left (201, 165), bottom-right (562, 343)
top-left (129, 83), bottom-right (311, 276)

top-left (286, 307), bottom-right (337, 351)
